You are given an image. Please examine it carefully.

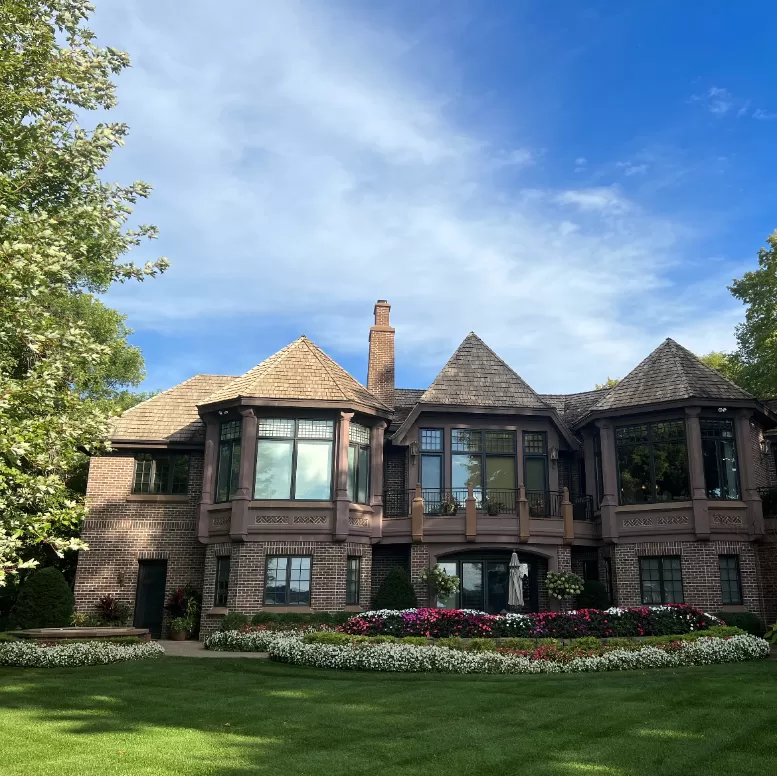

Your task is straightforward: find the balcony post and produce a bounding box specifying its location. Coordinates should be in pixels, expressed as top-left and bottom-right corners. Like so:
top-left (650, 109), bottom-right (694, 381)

top-left (411, 484), bottom-right (424, 542)
top-left (734, 409), bottom-right (765, 538)
top-left (518, 485), bottom-right (530, 542)
top-left (562, 487), bottom-right (574, 544)
top-left (334, 411), bottom-right (354, 542)
top-left (198, 416), bottom-right (219, 541)
top-left (684, 407), bottom-right (710, 540)
top-left (465, 482), bottom-right (477, 542)
top-left (370, 421), bottom-right (387, 541)
top-left (595, 419), bottom-right (619, 542)
top-left (230, 407), bottom-right (257, 541)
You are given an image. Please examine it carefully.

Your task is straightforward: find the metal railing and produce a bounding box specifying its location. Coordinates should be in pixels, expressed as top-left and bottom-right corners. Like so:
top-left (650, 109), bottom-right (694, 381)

top-left (526, 490), bottom-right (561, 518)
top-left (572, 494), bottom-right (595, 521)
top-left (758, 486), bottom-right (777, 518)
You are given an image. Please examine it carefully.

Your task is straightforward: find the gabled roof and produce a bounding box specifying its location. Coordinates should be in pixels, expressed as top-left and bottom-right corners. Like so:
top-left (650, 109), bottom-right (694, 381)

top-left (540, 389), bottom-right (611, 426)
top-left (111, 374), bottom-right (236, 443)
top-left (201, 336), bottom-right (389, 411)
top-left (586, 338), bottom-right (752, 416)
top-left (418, 333), bottom-right (549, 409)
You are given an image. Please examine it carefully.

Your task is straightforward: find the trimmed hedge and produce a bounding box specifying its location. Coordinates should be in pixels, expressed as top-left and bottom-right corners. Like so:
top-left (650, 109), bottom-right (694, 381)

top-left (716, 611), bottom-right (766, 637)
top-left (219, 611), bottom-right (353, 632)
top-left (10, 568), bottom-right (74, 629)
top-left (372, 567), bottom-right (417, 610)
top-left (342, 605), bottom-right (721, 639)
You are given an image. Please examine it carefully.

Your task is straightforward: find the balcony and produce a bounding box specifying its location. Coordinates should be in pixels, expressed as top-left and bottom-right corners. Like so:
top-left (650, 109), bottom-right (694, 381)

top-left (759, 486), bottom-right (777, 518)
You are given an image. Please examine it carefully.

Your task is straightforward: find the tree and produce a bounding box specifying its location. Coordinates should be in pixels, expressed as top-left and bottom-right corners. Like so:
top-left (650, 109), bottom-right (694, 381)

top-left (595, 377), bottom-right (620, 390)
top-left (9, 566), bottom-right (74, 628)
top-left (0, 1), bottom-right (167, 584)
top-left (372, 567), bottom-right (418, 610)
top-left (697, 351), bottom-right (743, 385)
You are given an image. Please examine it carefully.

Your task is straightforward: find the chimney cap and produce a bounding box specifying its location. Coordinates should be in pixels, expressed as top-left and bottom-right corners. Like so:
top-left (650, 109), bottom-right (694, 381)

top-left (376, 299), bottom-right (389, 304)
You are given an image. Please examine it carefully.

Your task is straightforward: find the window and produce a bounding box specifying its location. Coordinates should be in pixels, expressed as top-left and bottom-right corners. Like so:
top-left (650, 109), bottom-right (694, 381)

top-left (616, 421), bottom-right (689, 505)
top-left (346, 556), bottom-right (361, 605)
top-left (451, 429), bottom-right (517, 498)
top-left (133, 453), bottom-right (189, 495)
top-left (214, 556), bottom-right (230, 607)
top-left (701, 419), bottom-right (740, 500)
top-left (264, 556), bottom-right (312, 605)
top-left (216, 420), bottom-right (241, 502)
top-left (593, 432), bottom-right (604, 509)
top-left (420, 428), bottom-right (443, 494)
top-left (523, 431), bottom-right (548, 494)
top-left (254, 419), bottom-right (334, 500)
top-left (719, 555), bottom-right (743, 605)
top-left (436, 561), bottom-right (458, 608)
top-left (639, 556), bottom-right (684, 604)
top-left (347, 424), bottom-right (371, 504)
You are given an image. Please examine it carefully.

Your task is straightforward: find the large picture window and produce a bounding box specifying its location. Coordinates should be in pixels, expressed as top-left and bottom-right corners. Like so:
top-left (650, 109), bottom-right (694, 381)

top-left (264, 556), bottom-right (311, 606)
top-left (254, 419), bottom-right (334, 500)
top-left (719, 555), bottom-right (743, 605)
top-left (639, 556), bottom-right (684, 604)
top-left (216, 420), bottom-right (242, 502)
top-left (133, 453), bottom-right (189, 495)
top-left (451, 429), bottom-right (516, 501)
top-left (616, 421), bottom-right (689, 505)
top-left (701, 419), bottom-right (740, 500)
top-left (347, 423), bottom-right (371, 504)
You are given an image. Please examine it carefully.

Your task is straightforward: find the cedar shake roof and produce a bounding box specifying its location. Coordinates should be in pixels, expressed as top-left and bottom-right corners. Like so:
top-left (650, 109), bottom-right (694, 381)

top-left (201, 336), bottom-right (390, 411)
top-left (111, 374), bottom-right (236, 443)
top-left (587, 338), bottom-right (753, 415)
top-left (419, 333), bottom-right (550, 409)
top-left (540, 389), bottom-right (611, 426)
top-left (391, 388), bottom-right (426, 428)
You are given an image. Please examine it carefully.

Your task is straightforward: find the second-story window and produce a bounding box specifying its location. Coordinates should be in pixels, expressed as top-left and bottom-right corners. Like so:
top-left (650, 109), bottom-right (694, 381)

top-left (216, 420), bottom-right (241, 503)
top-left (133, 453), bottom-right (189, 495)
top-left (347, 423), bottom-right (371, 504)
top-left (616, 421), bottom-right (689, 505)
top-left (593, 432), bottom-right (604, 509)
top-left (254, 419), bottom-right (334, 500)
top-left (451, 430), bottom-right (516, 499)
top-left (701, 419), bottom-right (740, 500)
top-left (420, 428), bottom-right (443, 495)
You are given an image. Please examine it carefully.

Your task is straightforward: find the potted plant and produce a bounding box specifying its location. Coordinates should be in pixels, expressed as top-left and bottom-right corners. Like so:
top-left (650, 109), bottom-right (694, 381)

top-left (545, 571), bottom-right (584, 612)
top-left (164, 586), bottom-right (202, 640)
top-left (485, 499), bottom-right (505, 516)
top-left (420, 564), bottom-right (460, 605)
top-left (439, 496), bottom-right (458, 516)
top-left (168, 616), bottom-right (190, 641)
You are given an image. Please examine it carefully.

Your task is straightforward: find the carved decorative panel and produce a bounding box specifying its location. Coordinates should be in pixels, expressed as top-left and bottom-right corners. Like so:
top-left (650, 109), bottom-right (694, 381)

top-left (211, 514), bottom-right (230, 528)
top-left (622, 517), bottom-right (653, 528)
top-left (711, 513), bottom-right (744, 525)
top-left (292, 515), bottom-right (328, 524)
top-left (254, 515), bottom-right (288, 525)
top-left (656, 515), bottom-right (690, 525)
top-left (349, 516), bottom-right (371, 527)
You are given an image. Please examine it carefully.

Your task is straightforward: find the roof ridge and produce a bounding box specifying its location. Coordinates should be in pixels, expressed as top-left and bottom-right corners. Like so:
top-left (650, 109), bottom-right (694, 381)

top-left (666, 339), bottom-right (693, 397)
top-left (119, 373), bottom-right (214, 418)
top-left (300, 337), bottom-right (351, 402)
top-left (670, 338), bottom-right (754, 399)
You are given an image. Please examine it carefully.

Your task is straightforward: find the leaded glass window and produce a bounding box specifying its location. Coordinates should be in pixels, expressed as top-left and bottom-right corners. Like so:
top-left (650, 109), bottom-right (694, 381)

top-left (639, 556), bottom-right (684, 604)
top-left (133, 453), bottom-right (190, 495)
top-left (616, 421), bottom-right (689, 505)
top-left (216, 420), bottom-right (241, 502)
top-left (346, 556), bottom-right (361, 605)
top-left (420, 429), bottom-right (442, 451)
top-left (719, 555), bottom-right (742, 605)
top-left (451, 430), bottom-right (516, 507)
top-left (214, 556), bottom-right (230, 607)
top-left (264, 556), bottom-right (311, 606)
top-left (347, 423), bottom-right (370, 504)
top-left (701, 419), bottom-right (740, 500)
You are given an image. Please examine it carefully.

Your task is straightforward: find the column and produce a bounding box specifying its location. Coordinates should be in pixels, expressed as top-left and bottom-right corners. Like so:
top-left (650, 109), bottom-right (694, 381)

top-left (595, 420), bottom-right (619, 542)
top-left (370, 421), bottom-right (387, 540)
top-left (734, 409), bottom-right (764, 538)
top-left (684, 406), bottom-right (710, 539)
top-left (561, 487), bottom-right (574, 544)
top-left (465, 482), bottom-right (477, 542)
top-left (198, 417), bottom-right (219, 541)
top-left (230, 407), bottom-right (257, 541)
top-left (334, 411), bottom-right (354, 541)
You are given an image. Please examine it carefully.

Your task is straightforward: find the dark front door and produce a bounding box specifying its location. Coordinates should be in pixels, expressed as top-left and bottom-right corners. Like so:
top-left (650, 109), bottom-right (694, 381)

top-left (134, 560), bottom-right (167, 638)
top-left (486, 561), bottom-right (509, 613)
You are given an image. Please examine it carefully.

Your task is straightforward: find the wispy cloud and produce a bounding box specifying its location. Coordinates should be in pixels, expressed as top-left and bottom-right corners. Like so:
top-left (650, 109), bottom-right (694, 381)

top-left (753, 108), bottom-right (777, 121)
top-left (616, 161), bottom-right (648, 176)
top-left (706, 87), bottom-right (734, 115)
top-left (91, 1), bottom-right (741, 392)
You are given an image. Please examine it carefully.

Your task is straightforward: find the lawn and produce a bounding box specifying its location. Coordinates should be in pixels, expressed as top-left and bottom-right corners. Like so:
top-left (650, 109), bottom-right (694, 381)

top-left (1, 658), bottom-right (776, 776)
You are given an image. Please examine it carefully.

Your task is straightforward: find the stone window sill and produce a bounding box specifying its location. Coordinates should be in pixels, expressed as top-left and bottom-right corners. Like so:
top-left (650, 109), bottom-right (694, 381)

top-left (126, 494), bottom-right (189, 503)
top-left (206, 607), bottom-right (229, 617)
top-left (616, 501), bottom-right (692, 512)
top-left (249, 500), bottom-right (333, 509)
top-left (349, 504), bottom-right (374, 514)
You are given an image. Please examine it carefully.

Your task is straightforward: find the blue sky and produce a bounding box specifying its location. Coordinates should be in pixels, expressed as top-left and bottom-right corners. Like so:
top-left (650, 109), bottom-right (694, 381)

top-left (90, 1), bottom-right (777, 395)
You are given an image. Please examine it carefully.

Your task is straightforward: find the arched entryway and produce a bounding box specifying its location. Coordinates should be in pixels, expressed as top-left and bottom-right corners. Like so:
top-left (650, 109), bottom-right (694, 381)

top-left (435, 549), bottom-right (547, 613)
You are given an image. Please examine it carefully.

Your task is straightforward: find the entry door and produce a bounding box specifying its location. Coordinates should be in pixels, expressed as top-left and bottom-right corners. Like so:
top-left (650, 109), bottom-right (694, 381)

top-left (134, 560), bottom-right (167, 638)
top-left (486, 561), bottom-right (509, 613)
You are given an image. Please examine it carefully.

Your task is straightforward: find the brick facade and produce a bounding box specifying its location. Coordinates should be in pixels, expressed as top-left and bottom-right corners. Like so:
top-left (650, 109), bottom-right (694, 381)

top-left (370, 544), bottom-right (411, 603)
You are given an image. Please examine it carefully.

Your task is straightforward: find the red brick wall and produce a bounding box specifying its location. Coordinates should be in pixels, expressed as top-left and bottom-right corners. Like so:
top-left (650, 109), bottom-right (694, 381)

top-left (613, 540), bottom-right (761, 615)
top-left (74, 452), bottom-right (206, 633)
top-left (370, 544), bottom-right (411, 604)
top-left (410, 544), bottom-right (430, 606)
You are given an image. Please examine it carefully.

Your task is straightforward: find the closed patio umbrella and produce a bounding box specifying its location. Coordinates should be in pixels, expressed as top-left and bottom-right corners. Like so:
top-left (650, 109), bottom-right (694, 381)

top-left (508, 551), bottom-right (524, 608)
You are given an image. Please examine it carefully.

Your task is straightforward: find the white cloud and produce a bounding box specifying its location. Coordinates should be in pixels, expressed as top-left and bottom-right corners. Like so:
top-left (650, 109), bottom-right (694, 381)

top-left (753, 108), bottom-right (777, 121)
top-left (706, 87), bottom-right (734, 116)
top-left (616, 161), bottom-right (649, 176)
top-left (90, 1), bottom-right (742, 393)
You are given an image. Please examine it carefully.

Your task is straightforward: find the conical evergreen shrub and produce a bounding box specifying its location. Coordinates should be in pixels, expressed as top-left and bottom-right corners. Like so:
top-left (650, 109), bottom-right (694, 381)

top-left (372, 566), bottom-right (418, 610)
top-left (10, 567), bottom-right (74, 629)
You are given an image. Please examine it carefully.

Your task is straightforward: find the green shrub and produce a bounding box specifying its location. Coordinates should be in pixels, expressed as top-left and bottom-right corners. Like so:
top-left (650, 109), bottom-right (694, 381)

top-left (399, 636), bottom-right (429, 646)
top-left (71, 612), bottom-right (104, 627)
top-left (765, 622), bottom-right (777, 644)
top-left (437, 637), bottom-right (466, 650)
top-left (715, 611), bottom-right (765, 636)
top-left (536, 638), bottom-right (563, 648)
top-left (705, 625), bottom-right (745, 637)
top-left (576, 580), bottom-right (610, 610)
top-left (372, 566), bottom-right (417, 610)
top-left (250, 611), bottom-right (352, 627)
top-left (219, 612), bottom-right (250, 632)
top-left (606, 637), bottom-right (638, 648)
top-left (10, 567), bottom-right (74, 629)
top-left (499, 637), bottom-right (535, 651)
top-left (468, 638), bottom-right (497, 652)
top-left (368, 635), bottom-right (397, 644)
top-left (303, 631), bottom-right (351, 645)
top-left (571, 636), bottom-right (602, 650)
top-left (0, 633), bottom-right (19, 642)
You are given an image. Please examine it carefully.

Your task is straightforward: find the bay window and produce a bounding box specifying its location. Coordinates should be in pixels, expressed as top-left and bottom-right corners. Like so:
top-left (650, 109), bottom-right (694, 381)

top-left (254, 419), bottom-right (334, 500)
top-left (701, 419), bottom-right (740, 500)
top-left (347, 423), bottom-right (370, 504)
top-left (216, 420), bottom-right (241, 502)
top-left (616, 421), bottom-right (689, 505)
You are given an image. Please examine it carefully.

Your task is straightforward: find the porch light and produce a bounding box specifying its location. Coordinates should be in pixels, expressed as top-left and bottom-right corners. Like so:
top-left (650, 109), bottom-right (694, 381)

top-left (409, 440), bottom-right (419, 459)
top-left (549, 446), bottom-right (558, 461)
top-left (760, 438), bottom-right (772, 457)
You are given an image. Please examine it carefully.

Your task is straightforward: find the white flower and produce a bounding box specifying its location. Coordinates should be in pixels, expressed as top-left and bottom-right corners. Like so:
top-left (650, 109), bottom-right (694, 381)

top-left (0, 640), bottom-right (165, 668)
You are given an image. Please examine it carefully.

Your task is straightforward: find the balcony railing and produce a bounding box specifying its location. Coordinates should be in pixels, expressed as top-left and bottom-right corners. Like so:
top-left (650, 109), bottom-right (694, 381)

top-left (758, 486), bottom-right (777, 518)
top-left (572, 494), bottom-right (595, 521)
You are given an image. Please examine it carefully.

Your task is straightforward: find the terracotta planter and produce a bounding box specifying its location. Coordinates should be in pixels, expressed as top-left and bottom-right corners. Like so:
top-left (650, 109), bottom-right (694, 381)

top-left (168, 629), bottom-right (189, 641)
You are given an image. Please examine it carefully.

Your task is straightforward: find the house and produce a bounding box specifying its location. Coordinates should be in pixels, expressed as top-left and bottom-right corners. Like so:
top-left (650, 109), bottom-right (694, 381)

top-left (74, 300), bottom-right (777, 637)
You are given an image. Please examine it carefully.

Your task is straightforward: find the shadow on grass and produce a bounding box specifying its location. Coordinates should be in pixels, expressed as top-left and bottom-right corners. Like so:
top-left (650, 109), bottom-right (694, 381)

top-left (0, 658), bottom-right (776, 776)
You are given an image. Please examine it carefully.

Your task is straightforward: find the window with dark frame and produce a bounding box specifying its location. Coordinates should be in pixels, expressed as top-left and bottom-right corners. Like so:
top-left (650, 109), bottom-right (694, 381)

top-left (347, 424), bottom-right (371, 504)
top-left (133, 453), bottom-right (190, 495)
top-left (451, 429), bottom-right (517, 500)
top-left (264, 556), bottom-right (312, 606)
top-left (639, 556), bottom-right (684, 604)
top-left (616, 421), bottom-right (689, 505)
top-left (419, 428), bottom-right (444, 499)
top-left (718, 555), bottom-right (743, 605)
top-left (216, 420), bottom-right (241, 503)
top-left (701, 419), bottom-right (740, 500)
top-left (254, 419), bottom-right (334, 500)
top-left (214, 556), bottom-right (230, 607)
top-left (346, 556), bottom-right (361, 605)
top-left (593, 432), bottom-right (604, 509)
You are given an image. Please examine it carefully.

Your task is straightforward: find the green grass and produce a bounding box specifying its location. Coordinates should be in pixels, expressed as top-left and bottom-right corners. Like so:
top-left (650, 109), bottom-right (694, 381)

top-left (1, 658), bottom-right (776, 776)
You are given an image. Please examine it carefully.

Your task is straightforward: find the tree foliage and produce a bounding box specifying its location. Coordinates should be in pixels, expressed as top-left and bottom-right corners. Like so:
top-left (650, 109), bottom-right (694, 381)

top-left (595, 377), bottom-right (620, 390)
top-left (0, 1), bottom-right (167, 584)
top-left (9, 566), bottom-right (74, 629)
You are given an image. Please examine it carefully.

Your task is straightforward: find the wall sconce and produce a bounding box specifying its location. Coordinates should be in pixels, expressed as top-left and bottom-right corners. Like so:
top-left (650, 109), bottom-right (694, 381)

top-left (760, 438), bottom-right (772, 457)
top-left (717, 407), bottom-right (728, 413)
top-left (409, 441), bottom-right (419, 459)
top-left (549, 446), bottom-right (558, 462)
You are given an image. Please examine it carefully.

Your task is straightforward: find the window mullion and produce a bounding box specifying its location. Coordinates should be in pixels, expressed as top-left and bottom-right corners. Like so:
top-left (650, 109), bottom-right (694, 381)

top-left (290, 437), bottom-right (298, 499)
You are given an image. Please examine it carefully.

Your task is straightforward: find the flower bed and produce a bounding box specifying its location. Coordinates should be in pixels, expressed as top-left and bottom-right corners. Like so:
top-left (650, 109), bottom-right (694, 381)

top-left (341, 605), bottom-right (721, 639)
top-left (0, 639), bottom-right (165, 668)
top-left (268, 633), bottom-right (769, 674)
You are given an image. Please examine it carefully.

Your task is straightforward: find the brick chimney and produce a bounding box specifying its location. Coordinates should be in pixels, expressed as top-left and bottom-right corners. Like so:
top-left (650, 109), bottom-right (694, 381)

top-left (367, 299), bottom-right (395, 407)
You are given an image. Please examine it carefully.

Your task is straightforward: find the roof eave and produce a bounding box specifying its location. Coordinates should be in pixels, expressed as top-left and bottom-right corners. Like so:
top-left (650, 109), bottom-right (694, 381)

top-left (197, 395), bottom-right (393, 419)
